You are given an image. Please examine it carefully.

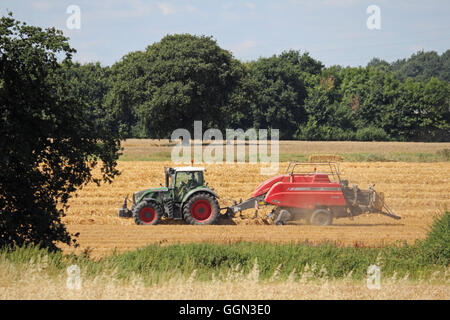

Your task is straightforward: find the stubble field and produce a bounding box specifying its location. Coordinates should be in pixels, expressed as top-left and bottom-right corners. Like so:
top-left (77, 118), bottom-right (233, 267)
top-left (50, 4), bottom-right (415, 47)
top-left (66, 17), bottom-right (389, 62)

top-left (60, 140), bottom-right (450, 258)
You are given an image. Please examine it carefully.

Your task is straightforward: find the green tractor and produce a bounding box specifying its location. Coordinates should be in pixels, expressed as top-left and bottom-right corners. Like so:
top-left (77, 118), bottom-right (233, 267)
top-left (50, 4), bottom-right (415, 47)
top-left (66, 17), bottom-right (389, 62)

top-left (118, 166), bottom-right (221, 225)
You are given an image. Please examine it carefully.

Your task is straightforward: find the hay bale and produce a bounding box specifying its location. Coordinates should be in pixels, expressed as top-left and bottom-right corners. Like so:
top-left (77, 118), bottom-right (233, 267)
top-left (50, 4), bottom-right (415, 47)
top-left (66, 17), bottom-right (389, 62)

top-left (308, 154), bottom-right (344, 163)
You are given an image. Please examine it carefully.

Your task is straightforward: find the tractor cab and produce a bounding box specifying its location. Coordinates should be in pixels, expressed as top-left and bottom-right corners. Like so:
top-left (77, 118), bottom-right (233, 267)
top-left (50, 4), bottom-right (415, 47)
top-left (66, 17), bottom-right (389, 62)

top-left (165, 167), bottom-right (206, 201)
top-left (165, 166), bottom-right (205, 188)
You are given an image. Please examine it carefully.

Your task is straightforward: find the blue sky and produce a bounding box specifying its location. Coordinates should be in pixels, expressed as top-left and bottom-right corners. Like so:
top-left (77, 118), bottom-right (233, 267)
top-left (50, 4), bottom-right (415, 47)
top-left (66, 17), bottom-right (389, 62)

top-left (2, 0), bottom-right (449, 67)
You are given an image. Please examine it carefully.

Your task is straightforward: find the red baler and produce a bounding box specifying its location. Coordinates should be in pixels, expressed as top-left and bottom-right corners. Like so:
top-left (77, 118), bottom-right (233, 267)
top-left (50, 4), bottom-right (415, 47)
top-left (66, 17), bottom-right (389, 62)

top-left (223, 162), bottom-right (400, 225)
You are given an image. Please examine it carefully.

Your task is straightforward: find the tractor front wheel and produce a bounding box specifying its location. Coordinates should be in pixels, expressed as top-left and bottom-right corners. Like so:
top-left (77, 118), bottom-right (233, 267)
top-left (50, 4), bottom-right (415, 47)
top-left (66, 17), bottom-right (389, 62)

top-left (133, 201), bottom-right (162, 225)
top-left (183, 193), bottom-right (220, 225)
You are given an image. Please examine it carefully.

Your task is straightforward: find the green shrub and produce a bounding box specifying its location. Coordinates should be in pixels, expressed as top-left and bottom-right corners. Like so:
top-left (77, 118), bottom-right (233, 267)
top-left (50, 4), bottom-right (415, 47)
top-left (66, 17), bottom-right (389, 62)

top-left (297, 124), bottom-right (355, 141)
top-left (419, 212), bottom-right (450, 265)
top-left (436, 149), bottom-right (450, 161)
top-left (366, 153), bottom-right (391, 162)
top-left (355, 126), bottom-right (390, 141)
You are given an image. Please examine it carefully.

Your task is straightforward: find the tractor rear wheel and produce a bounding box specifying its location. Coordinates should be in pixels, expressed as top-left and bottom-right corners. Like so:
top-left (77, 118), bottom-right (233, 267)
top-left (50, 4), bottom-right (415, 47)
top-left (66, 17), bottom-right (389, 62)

top-left (133, 201), bottom-right (162, 225)
top-left (310, 209), bottom-right (333, 226)
top-left (183, 192), bottom-right (220, 225)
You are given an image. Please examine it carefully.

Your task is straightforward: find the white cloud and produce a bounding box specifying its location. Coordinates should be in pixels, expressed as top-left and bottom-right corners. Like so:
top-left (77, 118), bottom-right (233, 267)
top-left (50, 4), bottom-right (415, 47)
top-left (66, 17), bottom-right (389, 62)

top-left (246, 2), bottom-right (256, 9)
top-left (32, 0), bottom-right (53, 10)
top-left (230, 40), bottom-right (258, 56)
top-left (157, 2), bottom-right (176, 15)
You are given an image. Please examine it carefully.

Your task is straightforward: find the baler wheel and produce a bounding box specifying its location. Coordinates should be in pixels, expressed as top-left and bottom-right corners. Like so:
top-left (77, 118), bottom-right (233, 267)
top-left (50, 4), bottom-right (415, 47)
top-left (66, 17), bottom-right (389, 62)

top-left (274, 209), bottom-right (291, 225)
top-left (310, 209), bottom-right (333, 226)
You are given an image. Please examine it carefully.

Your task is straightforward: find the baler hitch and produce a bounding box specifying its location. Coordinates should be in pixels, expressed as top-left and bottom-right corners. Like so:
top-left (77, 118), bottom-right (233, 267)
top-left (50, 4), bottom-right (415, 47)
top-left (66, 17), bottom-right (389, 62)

top-left (221, 195), bottom-right (264, 219)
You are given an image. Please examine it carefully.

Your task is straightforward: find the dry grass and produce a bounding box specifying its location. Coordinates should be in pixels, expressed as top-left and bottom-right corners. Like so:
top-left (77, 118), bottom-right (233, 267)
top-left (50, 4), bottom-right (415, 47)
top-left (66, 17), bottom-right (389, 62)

top-left (0, 259), bottom-right (448, 300)
top-left (2, 278), bottom-right (448, 300)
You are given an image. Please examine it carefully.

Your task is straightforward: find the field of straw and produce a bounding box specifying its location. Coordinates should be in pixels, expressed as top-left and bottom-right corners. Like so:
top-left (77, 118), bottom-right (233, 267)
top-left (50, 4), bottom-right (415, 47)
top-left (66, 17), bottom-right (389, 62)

top-left (62, 160), bottom-right (450, 258)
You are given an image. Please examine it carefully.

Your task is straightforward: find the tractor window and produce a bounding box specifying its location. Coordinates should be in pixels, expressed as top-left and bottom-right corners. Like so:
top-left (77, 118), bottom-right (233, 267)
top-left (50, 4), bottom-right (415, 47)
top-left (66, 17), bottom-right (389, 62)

top-left (174, 171), bottom-right (203, 188)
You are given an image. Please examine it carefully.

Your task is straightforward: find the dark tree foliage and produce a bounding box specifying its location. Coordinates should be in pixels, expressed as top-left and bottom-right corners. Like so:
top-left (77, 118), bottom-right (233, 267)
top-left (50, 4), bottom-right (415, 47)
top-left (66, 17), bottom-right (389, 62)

top-left (299, 67), bottom-right (355, 141)
top-left (107, 34), bottom-right (246, 138)
top-left (367, 57), bottom-right (390, 69)
top-left (0, 14), bottom-right (121, 251)
top-left (391, 50), bottom-right (449, 82)
top-left (61, 62), bottom-right (118, 141)
top-left (248, 50), bottom-right (322, 139)
top-left (298, 62), bottom-right (449, 142)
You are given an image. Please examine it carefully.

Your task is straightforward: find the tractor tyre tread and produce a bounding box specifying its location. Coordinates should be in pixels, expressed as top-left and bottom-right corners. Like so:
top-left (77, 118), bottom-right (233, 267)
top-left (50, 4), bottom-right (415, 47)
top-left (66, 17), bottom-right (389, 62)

top-left (183, 192), bottom-right (220, 225)
top-left (133, 201), bottom-right (162, 225)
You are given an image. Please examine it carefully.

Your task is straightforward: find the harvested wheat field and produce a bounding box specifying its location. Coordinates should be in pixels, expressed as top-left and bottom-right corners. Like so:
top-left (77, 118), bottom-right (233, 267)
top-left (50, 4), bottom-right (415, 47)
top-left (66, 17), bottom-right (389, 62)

top-left (61, 161), bottom-right (450, 258)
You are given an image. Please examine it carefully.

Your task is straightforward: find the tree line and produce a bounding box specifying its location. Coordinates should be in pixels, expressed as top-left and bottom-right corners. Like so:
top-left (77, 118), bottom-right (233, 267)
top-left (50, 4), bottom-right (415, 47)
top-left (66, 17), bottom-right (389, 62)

top-left (65, 34), bottom-right (450, 142)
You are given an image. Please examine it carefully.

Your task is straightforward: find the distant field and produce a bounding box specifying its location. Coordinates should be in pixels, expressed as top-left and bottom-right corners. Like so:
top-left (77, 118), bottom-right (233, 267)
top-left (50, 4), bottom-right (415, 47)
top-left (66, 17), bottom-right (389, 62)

top-left (119, 139), bottom-right (450, 162)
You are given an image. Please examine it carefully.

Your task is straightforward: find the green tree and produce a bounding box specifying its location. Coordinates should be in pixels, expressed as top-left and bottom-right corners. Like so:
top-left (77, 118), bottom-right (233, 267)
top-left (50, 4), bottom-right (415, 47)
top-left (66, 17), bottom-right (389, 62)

top-left (222, 62), bottom-right (256, 130)
top-left (420, 77), bottom-right (450, 141)
top-left (62, 61), bottom-right (116, 137)
top-left (391, 50), bottom-right (443, 82)
top-left (367, 57), bottom-right (390, 70)
top-left (439, 50), bottom-right (450, 82)
top-left (383, 79), bottom-right (424, 140)
top-left (106, 50), bottom-right (149, 138)
top-left (107, 34), bottom-right (246, 138)
top-left (279, 50), bottom-right (323, 75)
top-left (299, 68), bottom-right (355, 140)
top-left (0, 14), bottom-right (121, 251)
top-left (337, 66), bottom-right (371, 130)
top-left (337, 67), bottom-right (403, 139)
top-left (248, 50), bottom-right (321, 139)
